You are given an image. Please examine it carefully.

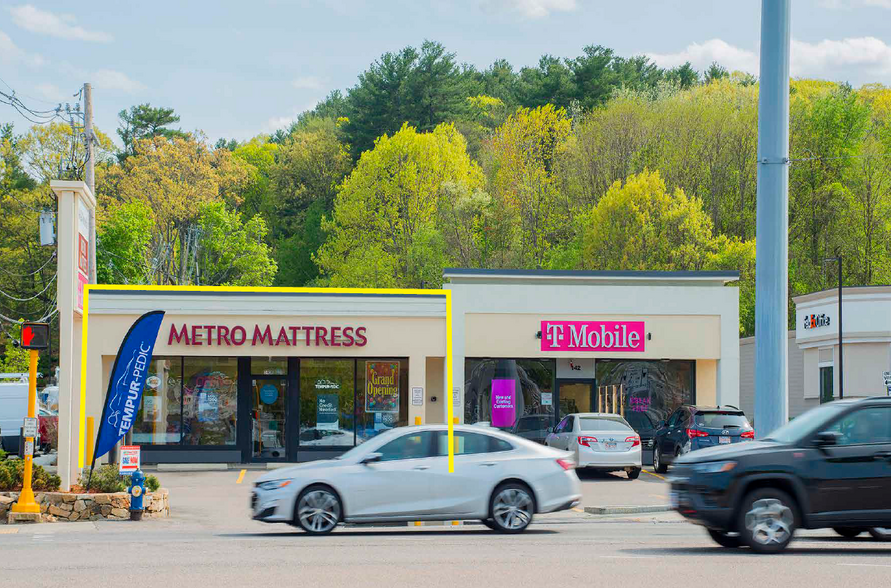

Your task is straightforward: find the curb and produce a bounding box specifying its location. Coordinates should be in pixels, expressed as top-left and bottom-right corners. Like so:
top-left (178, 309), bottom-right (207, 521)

top-left (584, 505), bottom-right (671, 515)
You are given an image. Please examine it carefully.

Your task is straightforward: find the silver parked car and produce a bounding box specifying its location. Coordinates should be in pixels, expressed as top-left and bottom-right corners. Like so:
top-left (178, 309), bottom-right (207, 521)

top-left (545, 413), bottom-right (642, 479)
top-left (251, 424), bottom-right (582, 534)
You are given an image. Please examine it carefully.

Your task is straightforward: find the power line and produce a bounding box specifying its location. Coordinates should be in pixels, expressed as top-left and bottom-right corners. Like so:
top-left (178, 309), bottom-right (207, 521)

top-left (0, 251), bottom-right (56, 278)
top-left (0, 274), bottom-right (57, 302)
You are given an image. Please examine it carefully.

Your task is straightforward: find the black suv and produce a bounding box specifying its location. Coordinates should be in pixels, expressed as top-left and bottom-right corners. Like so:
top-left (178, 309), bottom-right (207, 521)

top-left (653, 405), bottom-right (753, 473)
top-left (670, 397), bottom-right (891, 553)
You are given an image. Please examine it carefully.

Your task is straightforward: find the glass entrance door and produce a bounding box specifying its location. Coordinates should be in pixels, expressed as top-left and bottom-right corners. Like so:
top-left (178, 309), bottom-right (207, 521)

top-left (557, 380), bottom-right (595, 417)
top-left (252, 377), bottom-right (287, 460)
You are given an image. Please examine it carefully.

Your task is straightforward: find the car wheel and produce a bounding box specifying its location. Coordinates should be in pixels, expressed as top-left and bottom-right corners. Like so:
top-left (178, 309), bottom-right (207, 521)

top-left (627, 467), bottom-right (641, 480)
top-left (490, 483), bottom-right (535, 533)
top-left (833, 527), bottom-right (866, 538)
top-left (738, 488), bottom-right (798, 554)
top-left (868, 527), bottom-right (891, 541)
top-left (294, 485), bottom-right (341, 535)
top-left (707, 529), bottom-right (741, 548)
top-left (653, 447), bottom-right (667, 474)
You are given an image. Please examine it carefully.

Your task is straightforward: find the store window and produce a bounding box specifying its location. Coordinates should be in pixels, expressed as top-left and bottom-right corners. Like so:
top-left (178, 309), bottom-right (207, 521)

top-left (182, 357), bottom-right (238, 445)
top-left (464, 359), bottom-right (555, 429)
top-left (820, 366), bottom-right (834, 404)
top-left (357, 359), bottom-right (409, 444)
top-left (299, 359), bottom-right (355, 448)
top-left (596, 360), bottom-right (694, 428)
top-left (133, 357), bottom-right (182, 445)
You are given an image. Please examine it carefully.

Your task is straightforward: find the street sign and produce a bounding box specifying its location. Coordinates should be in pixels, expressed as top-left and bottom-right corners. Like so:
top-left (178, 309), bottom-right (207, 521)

top-left (20, 322), bottom-right (50, 350)
top-left (22, 417), bottom-right (38, 438)
top-left (119, 445), bottom-right (141, 474)
top-left (23, 440), bottom-right (33, 457)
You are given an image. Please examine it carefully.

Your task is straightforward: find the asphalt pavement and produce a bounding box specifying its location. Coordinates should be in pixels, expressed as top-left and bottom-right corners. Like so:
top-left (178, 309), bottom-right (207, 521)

top-left (1, 466), bottom-right (889, 587)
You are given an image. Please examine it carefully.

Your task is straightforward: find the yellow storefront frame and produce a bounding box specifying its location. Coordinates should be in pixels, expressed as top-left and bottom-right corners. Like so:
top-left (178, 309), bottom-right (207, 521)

top-left (79, 284), bottom-right (455, 472)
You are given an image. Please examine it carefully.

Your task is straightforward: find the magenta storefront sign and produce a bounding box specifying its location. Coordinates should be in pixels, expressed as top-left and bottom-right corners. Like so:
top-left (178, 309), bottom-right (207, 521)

top-left (490, 379), bottom-right (517, 428)
top-left (541, 320), bottom-right (646, 352)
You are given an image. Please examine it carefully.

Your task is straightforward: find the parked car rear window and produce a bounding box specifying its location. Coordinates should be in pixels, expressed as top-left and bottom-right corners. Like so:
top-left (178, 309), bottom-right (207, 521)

top-left (516, 416), bottom-right (550, 433)
top-left (694, 412), bottom-right (750, 429)
top-left (579, 418), bottom-right (631, 432)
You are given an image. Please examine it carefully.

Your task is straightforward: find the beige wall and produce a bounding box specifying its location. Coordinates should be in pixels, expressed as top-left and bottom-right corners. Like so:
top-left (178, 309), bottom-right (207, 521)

top-left (465, 313), bottom-right (722, 360)
top-left (425, 357), bottom-right (444, 424)
top-left (696, 360), bottom-right (717, 406)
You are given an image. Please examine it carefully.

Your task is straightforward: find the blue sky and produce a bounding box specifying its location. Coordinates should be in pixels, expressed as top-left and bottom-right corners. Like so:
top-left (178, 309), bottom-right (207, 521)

top-left (2, 0), bottom-right (890, 145)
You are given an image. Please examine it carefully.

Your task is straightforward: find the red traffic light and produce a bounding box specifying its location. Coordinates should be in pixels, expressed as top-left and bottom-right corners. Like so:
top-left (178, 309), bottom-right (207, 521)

top-left (20, 322), bottom-right (49, 350)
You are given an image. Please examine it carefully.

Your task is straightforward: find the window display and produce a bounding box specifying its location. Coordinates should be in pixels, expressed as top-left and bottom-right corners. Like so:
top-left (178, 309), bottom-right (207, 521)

top-left (596, 359), bottom-right (694, 427)
top-left (133, 357), bottom-right (182, 445)
top-left (464, 359), bottom-right (555, 428)
top-left (299, 359), bottom-right (355, 448)
top-left (182, 357), bottom-right (238, 445)
top-left (357, 359), bottom-right (409, 444)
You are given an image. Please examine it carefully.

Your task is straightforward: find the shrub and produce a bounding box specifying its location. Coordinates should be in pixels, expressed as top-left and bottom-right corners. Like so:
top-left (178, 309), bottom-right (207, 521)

top-left (79, 464), bottom-right (127, 493)
top-left (0, 458), bottom-right (61, 491)
top-left (78, 464), bottom-right (161, 493)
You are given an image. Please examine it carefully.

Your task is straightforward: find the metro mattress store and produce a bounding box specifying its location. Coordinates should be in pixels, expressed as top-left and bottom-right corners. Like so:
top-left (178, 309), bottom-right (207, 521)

top-left (62, 268), bottom-right (739, 482)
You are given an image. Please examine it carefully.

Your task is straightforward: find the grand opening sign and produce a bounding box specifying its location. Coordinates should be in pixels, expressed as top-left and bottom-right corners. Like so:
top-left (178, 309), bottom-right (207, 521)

top-left (541, 320), bottom-right (645, 352)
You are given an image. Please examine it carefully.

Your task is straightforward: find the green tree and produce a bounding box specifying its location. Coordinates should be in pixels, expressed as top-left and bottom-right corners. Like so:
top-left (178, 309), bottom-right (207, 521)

top-left (316, 123), bottom-right (483, 287)
top-left (344, 41), bottom-right (476, 156)
top-left (704, 62), bottom-right (729, 84)
top-left (0, 324), bottom-right (30, 374)
top-left (117, 104), bottom-right (187, 160)
top-left (96, 200), bottom-right (154, 284)
top-left (195, 201), bottom-right (277, 286)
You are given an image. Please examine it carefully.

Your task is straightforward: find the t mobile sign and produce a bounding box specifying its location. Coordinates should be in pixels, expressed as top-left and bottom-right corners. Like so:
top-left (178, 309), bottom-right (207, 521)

top-left (541, 320), bottom-right (645, 352)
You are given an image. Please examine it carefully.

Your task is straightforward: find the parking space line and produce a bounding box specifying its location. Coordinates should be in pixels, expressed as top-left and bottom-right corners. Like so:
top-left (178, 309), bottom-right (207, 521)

top-left (236, 469), bottom-right (246, 484)
top-left (643, 469), bottom-right (667, 482)
top-left (838, 564), bottom-right (891, 569)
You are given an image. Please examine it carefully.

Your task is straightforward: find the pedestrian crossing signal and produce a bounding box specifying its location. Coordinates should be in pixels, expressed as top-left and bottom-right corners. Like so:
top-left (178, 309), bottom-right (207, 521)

top-left (20, 322), bottom-right (49, 350)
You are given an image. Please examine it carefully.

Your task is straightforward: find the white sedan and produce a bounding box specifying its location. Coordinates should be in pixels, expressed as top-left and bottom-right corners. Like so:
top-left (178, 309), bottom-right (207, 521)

top-left (251, 424), bottom-right (582, 534)
top-left (545, 413), bottom-right (642, 479)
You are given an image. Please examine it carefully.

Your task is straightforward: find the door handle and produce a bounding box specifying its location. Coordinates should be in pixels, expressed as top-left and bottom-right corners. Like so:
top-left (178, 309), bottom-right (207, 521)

top-left (413, 465), bottom-right (430, 470)
top-left (873, 451), bottom-right (891, 460)
top-left (479, 462), bottom-right (496, 467)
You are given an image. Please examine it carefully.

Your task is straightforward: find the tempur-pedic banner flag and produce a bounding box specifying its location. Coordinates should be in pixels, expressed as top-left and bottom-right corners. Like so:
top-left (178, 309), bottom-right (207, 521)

top-left (93, 310), bottom-right (166, 460)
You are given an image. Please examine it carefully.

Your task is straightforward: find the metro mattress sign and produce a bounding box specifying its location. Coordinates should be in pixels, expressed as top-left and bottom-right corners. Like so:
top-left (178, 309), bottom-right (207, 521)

top-left (168, 323), bottom-right (367, 347)
top-left (541, 320), bottom-right (645, 352)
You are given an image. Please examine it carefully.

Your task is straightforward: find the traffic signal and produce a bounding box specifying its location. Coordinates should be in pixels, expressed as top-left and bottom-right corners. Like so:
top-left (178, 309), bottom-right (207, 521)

top-left (20, 322), bottom-right (50, 350)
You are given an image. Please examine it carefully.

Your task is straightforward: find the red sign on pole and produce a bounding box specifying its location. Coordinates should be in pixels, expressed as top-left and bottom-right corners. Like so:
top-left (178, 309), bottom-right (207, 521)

top-left (119, 446), bottom-right (141, 474)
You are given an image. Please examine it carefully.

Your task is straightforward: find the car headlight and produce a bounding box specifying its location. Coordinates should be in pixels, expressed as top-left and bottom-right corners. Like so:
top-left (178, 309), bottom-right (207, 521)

top-left (256, 479), bottom-right (292, 491)
top-left (695, 461), bottom-right (737, 474)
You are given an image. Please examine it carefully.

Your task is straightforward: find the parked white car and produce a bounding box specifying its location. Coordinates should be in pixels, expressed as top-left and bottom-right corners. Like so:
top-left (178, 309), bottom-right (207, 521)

top-left (251, 424), bottom-right (582, 534)
top-left (545, 413), bottom-right (642, 479)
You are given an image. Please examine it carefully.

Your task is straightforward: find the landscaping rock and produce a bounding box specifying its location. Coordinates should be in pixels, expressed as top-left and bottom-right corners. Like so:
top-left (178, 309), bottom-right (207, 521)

top-left (48, 505), bottom-right (67, 517)
top-left (61, 494), bottom-right (77, 503)
top-left (74, 500), bottom-right (87, 512)
top-left (100, 505), bottom-right (112, 516)
top-left (110, 508), bottom-right (129, 519)
top-left (94, 495), bottom-right (111, 505)
top-left (69, 511), bottom-right (81, 521)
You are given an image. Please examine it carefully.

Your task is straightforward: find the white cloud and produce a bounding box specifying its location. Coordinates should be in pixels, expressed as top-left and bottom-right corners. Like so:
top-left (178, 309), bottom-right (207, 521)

top-left (92, 69), bottom-right (146, 93)
top-left (265, 115), bottom-right (296, 132)
top-left (0, 30), bottom-right (45, 67)
top-left (480, 0), bottom-right (578, 19)
top-left (292, 76), bottom-right (325, 90)
top-left (8, 4), bottom-right (113, 42)
top-left (647, 39), bottom-right (758, 74)
top-left (792, 37), bottom-right (891, 76)
top-left (34, 82), bottom-right (64, 102)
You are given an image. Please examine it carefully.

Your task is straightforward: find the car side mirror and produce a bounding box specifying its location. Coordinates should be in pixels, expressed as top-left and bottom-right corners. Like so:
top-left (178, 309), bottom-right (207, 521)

top-left (360, 452), bottom-right (382, 465)
top-left (814, 431), bottom-right (841, 448)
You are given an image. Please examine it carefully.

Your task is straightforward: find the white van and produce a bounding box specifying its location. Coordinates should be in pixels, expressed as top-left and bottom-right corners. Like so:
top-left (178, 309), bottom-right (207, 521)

top-left (0, 373), bottom-right (38, 452)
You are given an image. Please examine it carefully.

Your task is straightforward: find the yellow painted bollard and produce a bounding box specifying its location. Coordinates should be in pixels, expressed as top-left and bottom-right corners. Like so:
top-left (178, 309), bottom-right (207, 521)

top-left (86, 416), bottom-right (95, 465)
top-left (12, 349), bottom-right (40, 514)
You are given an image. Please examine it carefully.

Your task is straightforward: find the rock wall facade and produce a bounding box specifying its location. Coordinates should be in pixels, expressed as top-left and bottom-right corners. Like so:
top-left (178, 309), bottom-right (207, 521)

top-left (0, 489), bottom-right (169, 523)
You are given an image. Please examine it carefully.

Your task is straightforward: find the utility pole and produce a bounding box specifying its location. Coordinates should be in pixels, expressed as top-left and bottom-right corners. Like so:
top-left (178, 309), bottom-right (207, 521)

top-left (754, 0), bottom-right (791, 438)
top-left (83, 82), bottom-right (97, 283)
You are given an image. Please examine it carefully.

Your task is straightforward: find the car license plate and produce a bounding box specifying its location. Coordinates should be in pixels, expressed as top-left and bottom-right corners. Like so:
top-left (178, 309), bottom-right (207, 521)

top-left (605, 441), bottom-right (617, 450)
top-left (719, 436), bottom-right (731, 444)
top-left (669, 491), bottom-right (678, 509)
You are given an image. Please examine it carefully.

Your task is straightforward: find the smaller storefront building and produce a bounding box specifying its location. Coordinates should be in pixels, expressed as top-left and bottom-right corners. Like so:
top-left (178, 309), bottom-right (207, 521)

top-left (739, 285), bottom-right (891, 421)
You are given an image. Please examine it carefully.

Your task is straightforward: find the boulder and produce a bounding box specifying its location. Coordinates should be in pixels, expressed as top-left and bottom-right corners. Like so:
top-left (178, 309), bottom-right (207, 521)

top-left (59, 502), bottom-right (73, 512)
top-left (100, 505), bottom-right (112, 516)
top-left (0, 496), bottom-right (14, 506)
top-left (69, 511), bottom-right (81, 521)
top-left (48, 505), bottom-right (67, 517)
top-left (90, 514), bottom-right (103, 521)
top-left (61, 494), bottom-right (77, 503)
top-left (94, 495), bottom-right (111, 505)
top-left (110, 508), bottom-right (129, 519)
top-left (74, 500), bottom-right (87, 513)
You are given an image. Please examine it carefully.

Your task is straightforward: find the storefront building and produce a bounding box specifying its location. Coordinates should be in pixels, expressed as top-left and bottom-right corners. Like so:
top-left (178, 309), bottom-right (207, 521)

top-left (78, 269), bottom-right (739, 467)
top-left (740, 285), bottom-right (891, 421)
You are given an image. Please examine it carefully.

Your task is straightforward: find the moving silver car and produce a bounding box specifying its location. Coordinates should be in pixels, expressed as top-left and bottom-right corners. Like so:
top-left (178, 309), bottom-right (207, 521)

top-left (251, 424), bottom-right (582, 534)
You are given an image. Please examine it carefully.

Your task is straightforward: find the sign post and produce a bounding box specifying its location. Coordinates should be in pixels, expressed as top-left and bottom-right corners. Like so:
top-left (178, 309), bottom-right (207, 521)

top-left (12, 322), bottom-right (50, 515)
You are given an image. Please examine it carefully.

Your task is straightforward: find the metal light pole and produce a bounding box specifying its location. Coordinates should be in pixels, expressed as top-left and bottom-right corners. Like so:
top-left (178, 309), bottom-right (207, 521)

top-left (754, 0), bottom-right (791, 437)
top-left (823, 256), bottom-right (843, 399)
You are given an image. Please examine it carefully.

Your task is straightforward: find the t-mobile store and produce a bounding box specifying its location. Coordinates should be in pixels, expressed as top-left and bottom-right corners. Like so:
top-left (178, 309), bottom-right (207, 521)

top-left (78, 269), bottom-right (739, 466)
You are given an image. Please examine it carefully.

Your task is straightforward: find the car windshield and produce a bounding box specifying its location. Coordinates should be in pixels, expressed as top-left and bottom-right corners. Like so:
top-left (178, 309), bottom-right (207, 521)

top-left (694, 412), bottom-right (750, 429)
top-left (763, 402), bottom-right (848, 444)
top-left (579, 418), bottom-right (631, 432)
